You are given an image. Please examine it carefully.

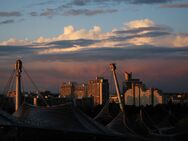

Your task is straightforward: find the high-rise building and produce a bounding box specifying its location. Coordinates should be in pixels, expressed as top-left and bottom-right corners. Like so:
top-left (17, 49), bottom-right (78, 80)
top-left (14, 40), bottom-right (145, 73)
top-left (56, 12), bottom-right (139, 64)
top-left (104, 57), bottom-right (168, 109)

top-left (60, 82), bottom-right (75, 98)
top-left (153, 88), bottom-right (163, 105)
top-left (123, 72), bottom-right (142, 106)
top-left (88, 77), bottom-right (109, 105)
top-left (123, 72), bottom-right (163, 106)
top-left (162, 93), bottom-right (188, 104)
top-left (74, 84), bottom-right (87, 99)
top-left (60, 82), bottom-right (87, 99)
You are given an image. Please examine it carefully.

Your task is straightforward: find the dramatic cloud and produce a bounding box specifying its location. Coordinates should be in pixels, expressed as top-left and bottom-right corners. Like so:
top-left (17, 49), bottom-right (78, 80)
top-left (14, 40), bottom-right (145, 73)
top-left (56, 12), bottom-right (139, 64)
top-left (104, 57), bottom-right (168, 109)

top-left (0, 18), bottom-right (188, 92)
top-left (0, 38), bottom-right (32, 46)
top-left (0, 11), bottom-right (21, 17)
top-left (0, 19), bottom-right (187, 49)
top-left (0, 19), bottom-right (14, 25)
top-left (161, 3), bottom-right (188, 8)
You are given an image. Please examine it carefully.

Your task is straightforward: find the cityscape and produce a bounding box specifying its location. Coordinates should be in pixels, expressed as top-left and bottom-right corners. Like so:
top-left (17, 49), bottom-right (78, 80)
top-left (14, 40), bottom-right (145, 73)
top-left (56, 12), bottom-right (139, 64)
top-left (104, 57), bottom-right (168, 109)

top-left (0, 0), bottom-right (188, 141)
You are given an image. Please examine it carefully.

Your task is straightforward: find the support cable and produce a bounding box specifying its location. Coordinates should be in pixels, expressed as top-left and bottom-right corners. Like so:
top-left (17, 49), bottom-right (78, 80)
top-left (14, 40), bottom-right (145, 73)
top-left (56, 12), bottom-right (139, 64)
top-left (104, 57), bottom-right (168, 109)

top-left (10, 71), bottom-right (16, 93)
top-left (2, 69), bottom-right (15, 95)
top-left (23, 67), bottom-right (49, 107)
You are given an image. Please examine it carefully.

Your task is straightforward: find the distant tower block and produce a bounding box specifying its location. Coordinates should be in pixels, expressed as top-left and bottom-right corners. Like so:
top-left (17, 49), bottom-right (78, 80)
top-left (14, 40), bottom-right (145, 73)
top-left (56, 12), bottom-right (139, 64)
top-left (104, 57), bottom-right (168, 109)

top-left (125, 72), bottom-right (132, 81)
top-left (15, 59), bottom-right (22, 111)
top-left (33, 97), bottom-right (38, 106)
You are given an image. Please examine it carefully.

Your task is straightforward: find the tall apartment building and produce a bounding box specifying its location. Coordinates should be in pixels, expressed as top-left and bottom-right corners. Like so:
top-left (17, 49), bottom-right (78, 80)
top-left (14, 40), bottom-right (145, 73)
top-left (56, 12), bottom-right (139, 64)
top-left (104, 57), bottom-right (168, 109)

top-left (74, 84), bottom-right (87, 99)
top-left (60, 82), bottom-right (87, 99)
top-left (60, 82), bottom-right (75, 98)
top-left (123, 72), bottom-right (163, 106)
top-left (88, 77), bottom-right (109, 105)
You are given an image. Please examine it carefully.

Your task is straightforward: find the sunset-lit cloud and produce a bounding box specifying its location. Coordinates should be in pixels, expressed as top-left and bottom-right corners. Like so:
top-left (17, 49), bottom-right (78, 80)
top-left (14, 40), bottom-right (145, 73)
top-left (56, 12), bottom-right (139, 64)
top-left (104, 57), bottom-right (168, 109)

top-left (37, 45), bottom-right (83, 55)
top-left (0, 18), bottom-right (188, 92)
top-left (124, 19), bottom-right (154, 29)
top-left (0, 0), bottom-right (188, 93)
top-left (0, 38), bottom-right (32, 46)
top-left (0, 19), bottom-right (188, 49)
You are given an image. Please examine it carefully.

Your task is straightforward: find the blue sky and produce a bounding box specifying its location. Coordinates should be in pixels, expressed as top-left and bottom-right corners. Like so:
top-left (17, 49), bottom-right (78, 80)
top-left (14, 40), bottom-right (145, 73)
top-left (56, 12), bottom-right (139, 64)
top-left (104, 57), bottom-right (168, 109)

top-left (0, 0), bottom-right (188, 93)
top-left (0, 0), bottom-right (188, 41)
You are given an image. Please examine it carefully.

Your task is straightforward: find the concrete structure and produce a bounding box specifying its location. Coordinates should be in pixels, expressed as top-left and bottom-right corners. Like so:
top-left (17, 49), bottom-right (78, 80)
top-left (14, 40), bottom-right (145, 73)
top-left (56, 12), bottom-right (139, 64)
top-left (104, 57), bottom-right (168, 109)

top-left (60, 82), bottom-right (87, 98)
top-left (74, 84), bottom-right (87, 99)
top-left (109, 95), bottom-right (119, 103)
top-left (153, 89), bottom-right (163, 105)
top-left (7, 91), bottom-right (16, 98)
top-left (109, 63), bottom-right (124, 112)
top-left (15, 59), bottom-right (22, 111)
top-left (123, 72), bottom-right (143, 106)
top-left (124, 86), bottom-right (162, 106)
top-left (60, 82), bottom-right (75, 98)
top-left (163, 93), bottom-right (188, 104)
top-left (88, 77), bottom-right (109, 105)
top-left (123, 72), bottom-right (162, 106)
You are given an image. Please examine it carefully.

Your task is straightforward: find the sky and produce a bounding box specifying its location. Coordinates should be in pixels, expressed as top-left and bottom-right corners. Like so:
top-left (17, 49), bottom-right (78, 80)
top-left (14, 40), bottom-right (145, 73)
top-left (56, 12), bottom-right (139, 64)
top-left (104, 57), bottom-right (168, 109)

top-left (0, 0), bottom-right (188, 93)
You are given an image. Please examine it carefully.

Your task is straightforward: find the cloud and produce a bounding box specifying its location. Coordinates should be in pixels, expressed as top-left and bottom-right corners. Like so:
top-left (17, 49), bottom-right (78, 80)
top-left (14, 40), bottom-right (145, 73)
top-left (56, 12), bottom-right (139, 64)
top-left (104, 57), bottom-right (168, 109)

top-left (1, 19), bottom-right (188, 93)
top-left (0, 19), bottom-right (14, 25)
top-left (54, 25), bottom-right (110, 41)
top-left (40, 9), bottom-right (55, 17)
top-left (36, 46), bottom-right (188, 62)
top-left (0, 38), bottom-right (32, 46)
top-left (39, 7), bottom-right (117, 17)
top-left (154, 34), bottom-right (188, 47)
top-left (30, 12), bottom-right (38, 16)
top-left (161, 3), bottom-right (188, 8)
top-left (64, 8), bottom-right (118, 16)
top-left (124, 19), bottom-right (154, 29)
top-left (0, 11), bottom-right (21, 17)
top-left (70, 0), bottom-right (177, 6)
top-left (0, 19), bottom-right (188, 54)
top-left (127, 0), bottom-right (175, 4)
top-left (28, 0), bottom-right (57, 7)
top-left (33, 25), bottom-right (108, 44)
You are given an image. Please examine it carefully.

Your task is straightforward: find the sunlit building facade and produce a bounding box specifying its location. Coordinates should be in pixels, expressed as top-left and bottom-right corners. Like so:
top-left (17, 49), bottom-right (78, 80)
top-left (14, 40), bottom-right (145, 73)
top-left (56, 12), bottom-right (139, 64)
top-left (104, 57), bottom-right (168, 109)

top-left (60, 82), bottom-right (87, 99)
top-left (88, 77), bottom-right (109, 105)
top-left (123, 72), bottom-right (163, 106)
top-left (60, 82), bottom-right (75, 98)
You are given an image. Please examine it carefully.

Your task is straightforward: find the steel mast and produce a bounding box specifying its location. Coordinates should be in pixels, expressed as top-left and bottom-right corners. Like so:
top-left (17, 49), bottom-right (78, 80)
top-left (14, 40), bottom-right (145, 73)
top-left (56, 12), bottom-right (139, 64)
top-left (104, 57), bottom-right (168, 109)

top-left (15, 59), bottom-right (22, 111)
top-left (109, 63), bottom-right (125, 113)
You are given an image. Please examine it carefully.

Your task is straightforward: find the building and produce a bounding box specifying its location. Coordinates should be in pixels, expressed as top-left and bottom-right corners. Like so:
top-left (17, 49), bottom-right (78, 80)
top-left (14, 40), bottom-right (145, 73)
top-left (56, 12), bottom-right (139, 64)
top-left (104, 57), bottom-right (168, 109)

top-left (153, 89), bottom-right (163, 105)
top-left (110, 95), bottom-right (119, 103)
top-left (60, 82), bottom-right (75, 98)
top-left (123, 72), bottom-right (143, 106)
top-left (163, 93), bottom-right (188, 104)
top-left (7, 91), bottom-right (16, 98)
top-left (123, 72), bottom-right (163, 106)
top-left (60, 82), bottom-right (87, 99)
top-left (74, 84), bottom-right (87, 99)
top-left (88, 77), bottom-right (109, 105)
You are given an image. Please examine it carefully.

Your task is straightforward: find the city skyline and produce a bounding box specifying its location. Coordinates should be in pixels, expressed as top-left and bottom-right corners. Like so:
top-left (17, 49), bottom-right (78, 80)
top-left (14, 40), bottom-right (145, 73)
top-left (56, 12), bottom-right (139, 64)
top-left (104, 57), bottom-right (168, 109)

top-left (0, 0), bottom-right (188, 93)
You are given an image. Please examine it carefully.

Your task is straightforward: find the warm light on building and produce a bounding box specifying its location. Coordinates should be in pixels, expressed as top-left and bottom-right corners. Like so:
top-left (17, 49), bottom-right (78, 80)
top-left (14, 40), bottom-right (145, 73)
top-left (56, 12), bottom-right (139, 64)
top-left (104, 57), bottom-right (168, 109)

top-left (123, 72), bottom-right (163, 106)
top-left (88, 77), bottom-right (109, 105)
top-left (60, 82), bottom-right (87, 99)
